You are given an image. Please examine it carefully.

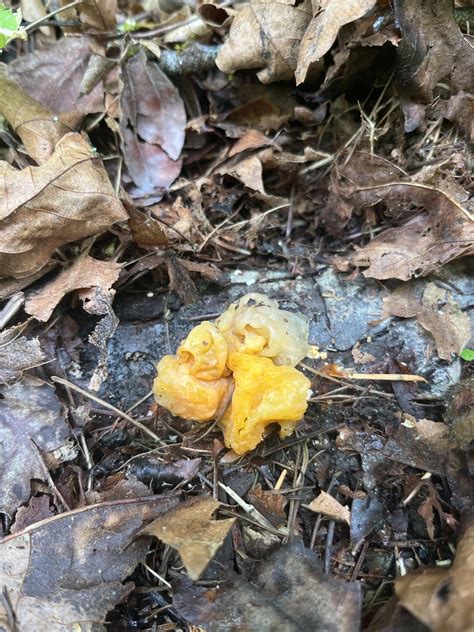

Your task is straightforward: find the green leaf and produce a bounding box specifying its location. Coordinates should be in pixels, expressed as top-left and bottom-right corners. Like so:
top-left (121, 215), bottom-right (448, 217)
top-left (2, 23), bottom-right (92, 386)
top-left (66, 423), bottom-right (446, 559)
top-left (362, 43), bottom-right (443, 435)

top-left (460, 348), bottom-right (474, 361)
top-left (0, 4), bottom-right (26, 51)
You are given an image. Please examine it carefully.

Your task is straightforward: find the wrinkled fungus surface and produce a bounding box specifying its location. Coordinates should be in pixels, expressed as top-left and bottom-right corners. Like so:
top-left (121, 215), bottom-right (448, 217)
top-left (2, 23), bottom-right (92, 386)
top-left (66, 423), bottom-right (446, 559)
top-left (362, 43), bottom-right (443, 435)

top-left (153, 294), bottom-right (311, 453)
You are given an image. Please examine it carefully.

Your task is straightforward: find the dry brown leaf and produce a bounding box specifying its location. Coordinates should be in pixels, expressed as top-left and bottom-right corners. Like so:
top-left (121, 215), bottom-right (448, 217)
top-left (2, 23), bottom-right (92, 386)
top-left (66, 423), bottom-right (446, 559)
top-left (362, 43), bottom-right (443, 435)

top-left (228, 129), bottom-right (273, 158)
top-left (0, 132), bottom-right (127, 280)
top-left (59, 0), bottom-right (117, 32)
top-left (120, 50), bottom-right (186, 204)
top-left (395, 518), bottom-right (474, 632)
top-left (216, 0), bottom-right (312, 83)
top-left (0, 68), bottom-right (71, 164)
top-left (351, 206), bottom-right (474, 280)
top-left (381, 283), bottom-right (471, 361)
top-left (295, 0), bottom-right (377, 84)
top-left (0, 494), bottom-right (179, 632)
top-left (8, 37), bottom-right (106, 118)
top-left (24, 256), bottom-right (121, 322)
top-left (307, 490), bottom-right (351, 525)
top-left (247, 484), bottom-right (287, 528)
top-left (140, 496), bottom-right (235, 580)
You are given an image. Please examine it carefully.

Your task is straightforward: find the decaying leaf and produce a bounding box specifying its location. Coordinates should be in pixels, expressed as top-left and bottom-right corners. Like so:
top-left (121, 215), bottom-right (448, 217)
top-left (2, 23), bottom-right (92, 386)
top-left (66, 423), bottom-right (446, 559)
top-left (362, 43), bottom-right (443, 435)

top-left (173, 541), bottom-right (362, 631)
top-left (295, 0), bottom-right (378, 84)
top-left (307, 490), bottom-right (351, 525)
top-left (327, 153), bottom-right (474, 280)
top-left (7, 37), bottom-right (106, 118)
top-left (381, 282), bottom-right (471, 360)
top-left (382, 419), bottom-right (450, 476)
top-left (141, 496), bottom-right (235, 580)
top-left (394, 0), bottom-right (474, 131)
top-left (0, 68), bottom-right (71, 164)
top-left (0, 133), bottom-right (128, 280)
top-left (394, 517), bottom-right (474, 632)
top-left (216, 0), bottom-right (312, 83)
top-left (120, 50), bottom-right (186, 204)
top-left (165, 250), bottom-right (200, 305)
top-left (0, 494), bottom-right (179, 632)
top-left (0, 376), bottom-right (72, 518)
top-left (86, 288), bottom-right (119, 391)
top-left (25, 256), bottom-right (121, 322)
top-left (0, 325), bottom-right (46, 384)
top-left (445, 376), bottom-right (474, 449)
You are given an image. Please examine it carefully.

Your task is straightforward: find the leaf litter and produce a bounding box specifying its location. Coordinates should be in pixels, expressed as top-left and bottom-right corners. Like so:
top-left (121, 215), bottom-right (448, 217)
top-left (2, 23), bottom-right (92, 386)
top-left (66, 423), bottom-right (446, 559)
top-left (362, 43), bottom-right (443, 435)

top-left (0, 0), bottom-right (472, 630)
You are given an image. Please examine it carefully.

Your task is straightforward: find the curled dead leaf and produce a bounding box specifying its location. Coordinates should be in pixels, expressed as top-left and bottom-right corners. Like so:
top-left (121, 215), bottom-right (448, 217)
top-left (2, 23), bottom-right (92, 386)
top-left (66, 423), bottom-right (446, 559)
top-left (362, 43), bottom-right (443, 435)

top-left (25, 256), bottom-right (121, 322)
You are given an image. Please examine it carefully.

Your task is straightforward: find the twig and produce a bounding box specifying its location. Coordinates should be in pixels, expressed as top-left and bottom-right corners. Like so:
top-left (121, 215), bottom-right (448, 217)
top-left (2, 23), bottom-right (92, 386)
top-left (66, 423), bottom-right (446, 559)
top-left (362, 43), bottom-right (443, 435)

top-left (51, 376), bottom-right (162, 443)
top-left (24, 0), bottom-right (83, 32)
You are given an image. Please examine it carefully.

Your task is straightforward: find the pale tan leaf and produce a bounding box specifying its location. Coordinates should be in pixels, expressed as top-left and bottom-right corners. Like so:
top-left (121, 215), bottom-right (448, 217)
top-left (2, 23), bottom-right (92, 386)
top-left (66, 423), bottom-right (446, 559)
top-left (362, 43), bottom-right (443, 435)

top-left (25, 256), bottom-right (121, 322)
top-left (307, 490), bottom-right (351, 524)
top-left (141, 496), bottom-right (235, 580)
top-left (216, 0), bottom-right (313, 83)
top-left (296, 0), bottom-right (377, 84)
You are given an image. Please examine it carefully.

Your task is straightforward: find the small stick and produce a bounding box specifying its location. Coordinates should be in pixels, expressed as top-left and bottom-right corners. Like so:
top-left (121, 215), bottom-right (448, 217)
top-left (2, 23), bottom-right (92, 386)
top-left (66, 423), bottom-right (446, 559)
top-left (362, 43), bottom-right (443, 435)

top-left (346, 372), bottom-right (426, 382)
top-left (51, 376), bottom-right (162, 443)
top-left (274, 469), bottom-right (287, 491)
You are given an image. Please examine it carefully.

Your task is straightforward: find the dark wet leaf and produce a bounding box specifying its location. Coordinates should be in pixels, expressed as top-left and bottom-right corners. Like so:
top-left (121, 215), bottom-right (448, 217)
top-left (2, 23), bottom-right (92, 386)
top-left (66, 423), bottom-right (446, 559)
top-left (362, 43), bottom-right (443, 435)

top-left (0, 494), bottom-right (179, 631)
top-left (120, 50), bottom-right (186, 205)
top-left (0, 376), bottom-right (72, 518)
top-left (173, 541), bottom-right (362, 631)
top-left (165, 250), bottom-right (200, 305)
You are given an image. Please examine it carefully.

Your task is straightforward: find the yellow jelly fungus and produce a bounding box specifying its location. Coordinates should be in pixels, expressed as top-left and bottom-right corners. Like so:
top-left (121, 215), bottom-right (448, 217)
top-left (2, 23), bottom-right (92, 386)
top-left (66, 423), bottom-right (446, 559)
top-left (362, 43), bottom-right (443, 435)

top-left (219, 353), bottom-right (311, 454)
top-left (153, 293), bottom-right (311, 453)
top-left (216, 293), bottom-right (309, 366)
top-left (153, 355), bottom-right (230, 422)
top-left (177, 321), bottom-right (228, 380)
